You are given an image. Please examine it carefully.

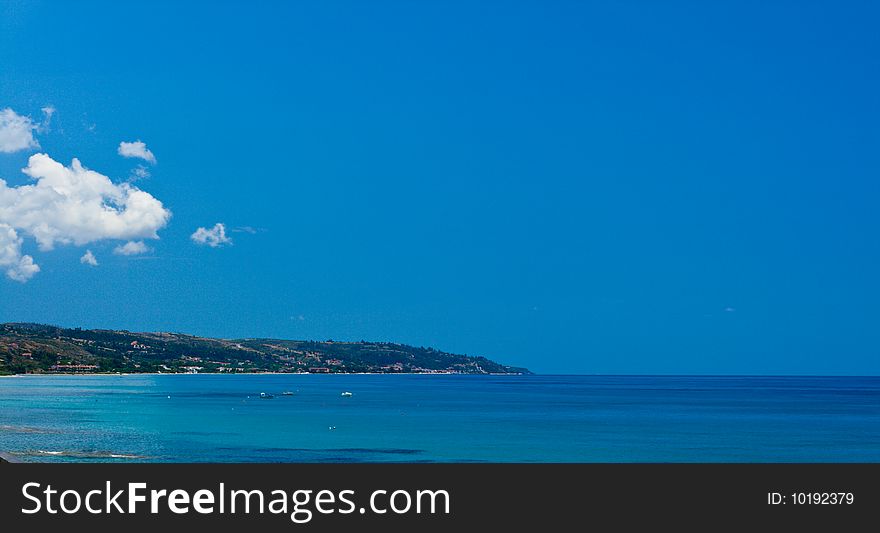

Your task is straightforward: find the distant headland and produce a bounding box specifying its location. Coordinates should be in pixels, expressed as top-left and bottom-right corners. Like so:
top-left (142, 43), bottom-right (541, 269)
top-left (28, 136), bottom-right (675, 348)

top-left (0, 323), bottom-right (530, 376)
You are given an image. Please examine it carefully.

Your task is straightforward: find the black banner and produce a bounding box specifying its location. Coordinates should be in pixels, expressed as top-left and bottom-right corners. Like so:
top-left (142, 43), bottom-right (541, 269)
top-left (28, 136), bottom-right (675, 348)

top-left (1, 463), bottom-right (876, 531)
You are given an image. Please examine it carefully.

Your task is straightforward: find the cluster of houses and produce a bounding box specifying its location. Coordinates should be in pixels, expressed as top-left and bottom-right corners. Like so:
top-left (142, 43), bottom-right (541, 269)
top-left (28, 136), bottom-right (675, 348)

top-left (50, 364), bottom-right (99, 372)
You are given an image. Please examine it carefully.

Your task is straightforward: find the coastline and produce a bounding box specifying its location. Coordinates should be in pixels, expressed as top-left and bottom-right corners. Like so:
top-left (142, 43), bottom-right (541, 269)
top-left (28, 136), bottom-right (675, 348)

top-left (1, 324), bottom-right (529, 376)
top-left (0, 371), bottom-right (526, 377)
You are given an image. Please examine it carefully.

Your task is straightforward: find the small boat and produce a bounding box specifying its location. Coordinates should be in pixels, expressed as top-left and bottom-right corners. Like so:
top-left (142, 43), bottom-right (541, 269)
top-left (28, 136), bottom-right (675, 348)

top-left (340, 391), bottom-right (353, 397)
top-left (260, 392), bottom-right (274, 399)
top-left (281, 391), bottom-right (295, 396)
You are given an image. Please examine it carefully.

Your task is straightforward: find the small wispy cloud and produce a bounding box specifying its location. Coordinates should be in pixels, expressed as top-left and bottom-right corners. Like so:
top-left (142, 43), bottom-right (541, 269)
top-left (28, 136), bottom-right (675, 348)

top-left (39, 106), bottom-right (56, 133)
top-left (80, 250), bottom-right (99, 267)
top-left (231, 226), bottom-right (265, 234)
top-left (114, 241), bottom-right (150, 256)
top-left (191, 223), bottom-right (232, 248)
top-left (118, 140), bottom-right (157, 164)
top-left (724, 307), bottom-right (736, 313)
top-left (128, 165), bottom-right (151, 182)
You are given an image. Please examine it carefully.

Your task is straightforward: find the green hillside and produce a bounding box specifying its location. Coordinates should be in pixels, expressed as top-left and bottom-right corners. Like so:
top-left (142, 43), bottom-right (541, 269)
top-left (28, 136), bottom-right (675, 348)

top-left (0, 323), bottom-right (530, 375)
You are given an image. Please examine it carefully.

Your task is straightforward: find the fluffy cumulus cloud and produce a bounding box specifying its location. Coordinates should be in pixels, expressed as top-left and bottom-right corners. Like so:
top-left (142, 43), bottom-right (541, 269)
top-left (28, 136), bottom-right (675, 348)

top-left (117, 140), bottom-right (156, 164)
top-left (113, 240), bottom-right (149, 256)
top-left (0, 153), bottom-right (171, 281)
top-left (80, 250), bottom-right (98, 266)
top-left (191, 223), bottom-right (232, 248)
top-left (0, 108), bottom-right (40, 153)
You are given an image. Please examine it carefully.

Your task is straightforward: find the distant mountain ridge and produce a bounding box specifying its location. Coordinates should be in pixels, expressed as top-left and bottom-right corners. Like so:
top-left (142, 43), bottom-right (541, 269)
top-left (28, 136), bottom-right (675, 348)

top-left (0, 323), bottom-right (530, 375)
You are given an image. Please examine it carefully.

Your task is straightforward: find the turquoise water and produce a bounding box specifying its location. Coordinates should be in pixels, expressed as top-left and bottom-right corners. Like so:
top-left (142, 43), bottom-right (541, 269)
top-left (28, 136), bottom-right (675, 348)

top-left (0, 374), bottom-right (877, 462)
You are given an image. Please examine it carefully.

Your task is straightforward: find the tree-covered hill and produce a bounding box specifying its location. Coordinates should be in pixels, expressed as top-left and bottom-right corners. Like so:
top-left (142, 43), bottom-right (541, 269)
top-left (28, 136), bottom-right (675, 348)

top-left (0, 323), bottom-right (530, 375)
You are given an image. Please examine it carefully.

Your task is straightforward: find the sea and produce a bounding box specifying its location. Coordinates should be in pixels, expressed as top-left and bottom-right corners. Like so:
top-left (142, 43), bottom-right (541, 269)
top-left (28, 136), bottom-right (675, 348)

top-left (0, 374), bottom-right (877, 462)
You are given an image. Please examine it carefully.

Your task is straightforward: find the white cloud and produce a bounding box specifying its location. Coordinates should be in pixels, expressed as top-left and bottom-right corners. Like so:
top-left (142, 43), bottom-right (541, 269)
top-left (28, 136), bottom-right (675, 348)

top-left (191, 223), bottom-right (232, 248)
top-left (0, 108), bottom-right (40, 153)
top-left (10, 255), bottom-right (39, 282)
top-left (80, 250), bottom-right (98, 266)
top-left (0, 224), bottom-right (39, 282)
top-left (118, 140), bottom-right (156, 164)
top-left (0, 153), bottom-right (171, 281)
top-left (3, 154), bottom-right (172, 250)
top-left (114, 240), bottom-right (150, 256)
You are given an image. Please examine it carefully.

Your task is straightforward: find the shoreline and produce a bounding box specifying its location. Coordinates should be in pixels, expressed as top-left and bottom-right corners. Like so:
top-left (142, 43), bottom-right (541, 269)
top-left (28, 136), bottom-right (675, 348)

top-left (0, 371), bottom-right (528, 378)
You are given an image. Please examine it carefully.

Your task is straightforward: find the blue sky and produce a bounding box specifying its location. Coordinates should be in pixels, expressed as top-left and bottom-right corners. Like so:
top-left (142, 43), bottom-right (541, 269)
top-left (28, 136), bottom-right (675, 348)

top-left (0, 1), bottom-right (878, 374)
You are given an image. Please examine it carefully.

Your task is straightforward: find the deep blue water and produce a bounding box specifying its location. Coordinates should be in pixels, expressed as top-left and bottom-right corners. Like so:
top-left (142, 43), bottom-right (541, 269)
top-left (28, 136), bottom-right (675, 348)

top-left (0, 374), bottom-right (877, 462)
